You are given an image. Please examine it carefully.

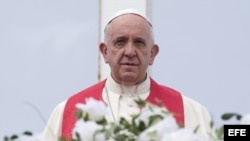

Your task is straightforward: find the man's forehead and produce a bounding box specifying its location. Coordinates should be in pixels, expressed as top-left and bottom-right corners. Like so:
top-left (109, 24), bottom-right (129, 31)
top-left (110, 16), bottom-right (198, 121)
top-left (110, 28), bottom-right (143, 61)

top-left (109, 28), bottom-right (151, 42)
top-left (106, 9), bottom-right (152, 27)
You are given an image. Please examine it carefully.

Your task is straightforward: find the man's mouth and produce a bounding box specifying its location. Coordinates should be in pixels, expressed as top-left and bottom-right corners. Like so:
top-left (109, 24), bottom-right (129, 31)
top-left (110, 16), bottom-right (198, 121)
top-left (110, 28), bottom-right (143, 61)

top-left (121, 62), bottom-right (138, 66)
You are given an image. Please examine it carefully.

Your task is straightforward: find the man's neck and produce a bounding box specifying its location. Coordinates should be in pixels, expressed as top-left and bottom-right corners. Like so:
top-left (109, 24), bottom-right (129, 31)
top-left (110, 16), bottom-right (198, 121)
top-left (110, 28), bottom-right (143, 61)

top-left (106, 74), bottom-right (150, 95)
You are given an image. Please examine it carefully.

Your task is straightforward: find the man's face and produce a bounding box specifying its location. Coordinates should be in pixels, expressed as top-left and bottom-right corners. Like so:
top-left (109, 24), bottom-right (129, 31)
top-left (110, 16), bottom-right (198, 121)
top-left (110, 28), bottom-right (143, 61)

top-left (100, 14), bottom-right (158, 86)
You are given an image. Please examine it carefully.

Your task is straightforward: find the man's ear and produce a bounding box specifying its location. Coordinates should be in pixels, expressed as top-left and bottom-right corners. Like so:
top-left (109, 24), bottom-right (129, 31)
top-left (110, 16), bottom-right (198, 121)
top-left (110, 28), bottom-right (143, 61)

top-left (149, 44), bottom-right (159, 65)
top-left (99, 42), bottom-right (109, 63)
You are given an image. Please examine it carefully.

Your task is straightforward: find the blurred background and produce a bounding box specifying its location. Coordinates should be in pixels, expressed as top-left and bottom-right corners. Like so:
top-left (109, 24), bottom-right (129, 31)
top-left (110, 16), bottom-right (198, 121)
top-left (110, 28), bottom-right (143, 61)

top-left (0, 0), bottom-right (249, 138)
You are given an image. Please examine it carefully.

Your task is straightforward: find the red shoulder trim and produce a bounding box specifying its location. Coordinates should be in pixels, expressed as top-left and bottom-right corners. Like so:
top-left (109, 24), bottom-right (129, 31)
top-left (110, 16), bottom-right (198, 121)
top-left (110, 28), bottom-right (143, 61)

top-left (61, 80), bottom-right (105, 139)
top-left (147, 78), bottom-right (185, 126)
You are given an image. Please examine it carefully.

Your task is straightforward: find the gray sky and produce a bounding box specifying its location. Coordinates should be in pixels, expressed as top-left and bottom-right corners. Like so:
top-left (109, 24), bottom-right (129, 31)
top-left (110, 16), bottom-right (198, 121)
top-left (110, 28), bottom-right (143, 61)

top-left (1, 0), bottom-right (250, 138)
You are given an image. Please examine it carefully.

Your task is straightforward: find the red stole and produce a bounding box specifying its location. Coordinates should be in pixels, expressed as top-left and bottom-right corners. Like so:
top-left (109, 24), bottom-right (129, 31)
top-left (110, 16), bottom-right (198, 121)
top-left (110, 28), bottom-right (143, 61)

top-left (61, 78), bottom-right (184, 139)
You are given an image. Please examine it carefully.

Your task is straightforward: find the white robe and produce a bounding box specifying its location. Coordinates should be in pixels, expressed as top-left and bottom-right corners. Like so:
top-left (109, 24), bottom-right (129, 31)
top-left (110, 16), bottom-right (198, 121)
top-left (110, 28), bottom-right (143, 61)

top-left (43, 75), bottom-right (214, 140)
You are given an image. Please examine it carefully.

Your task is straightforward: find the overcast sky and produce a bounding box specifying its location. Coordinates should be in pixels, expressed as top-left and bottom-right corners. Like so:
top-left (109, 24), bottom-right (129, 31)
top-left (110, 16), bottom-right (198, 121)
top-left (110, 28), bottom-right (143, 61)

top-left (0, 0), bottom-right (250, 138)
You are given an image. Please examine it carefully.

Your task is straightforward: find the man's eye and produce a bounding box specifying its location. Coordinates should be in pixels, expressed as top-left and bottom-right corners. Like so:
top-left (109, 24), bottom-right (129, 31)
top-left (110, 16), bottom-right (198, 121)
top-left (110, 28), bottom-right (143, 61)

top-left (134, 40), bottom-right (145, 47)
top-left (115, 40), bottom-right (126, 46)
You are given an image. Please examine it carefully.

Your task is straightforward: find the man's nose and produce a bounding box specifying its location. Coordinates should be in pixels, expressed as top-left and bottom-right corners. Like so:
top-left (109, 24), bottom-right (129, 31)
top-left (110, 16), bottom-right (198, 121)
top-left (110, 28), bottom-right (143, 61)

top-left (124, 44), bottom-right (136, 57)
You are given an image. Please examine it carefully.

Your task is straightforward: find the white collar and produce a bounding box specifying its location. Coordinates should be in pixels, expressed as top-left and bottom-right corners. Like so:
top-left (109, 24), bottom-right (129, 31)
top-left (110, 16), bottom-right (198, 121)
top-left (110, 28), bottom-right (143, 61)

top-left (105, 74), bottom-right (150, 95)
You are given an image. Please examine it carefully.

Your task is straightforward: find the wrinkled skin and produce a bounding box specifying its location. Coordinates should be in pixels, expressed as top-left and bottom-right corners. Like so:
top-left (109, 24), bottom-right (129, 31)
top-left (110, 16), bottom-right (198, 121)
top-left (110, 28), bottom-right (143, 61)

top-left (99, 14), bottom-right (159, 86)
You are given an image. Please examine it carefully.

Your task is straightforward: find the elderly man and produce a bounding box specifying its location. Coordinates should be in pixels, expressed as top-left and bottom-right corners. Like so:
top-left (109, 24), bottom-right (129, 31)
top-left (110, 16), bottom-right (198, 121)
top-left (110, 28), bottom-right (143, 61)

top-left (43, 9), bottom-right (214, 141)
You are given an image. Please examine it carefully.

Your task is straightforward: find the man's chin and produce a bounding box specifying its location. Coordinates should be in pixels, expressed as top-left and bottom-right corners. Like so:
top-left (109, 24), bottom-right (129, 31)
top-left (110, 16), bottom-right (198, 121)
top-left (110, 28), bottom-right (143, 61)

top-left (120, 73), bottom-right (140, 84)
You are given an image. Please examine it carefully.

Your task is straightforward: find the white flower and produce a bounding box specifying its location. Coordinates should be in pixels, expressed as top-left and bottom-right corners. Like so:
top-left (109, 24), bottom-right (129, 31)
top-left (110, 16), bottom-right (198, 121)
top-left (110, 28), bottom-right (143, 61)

top-left (135, 103), bottom-right (170, 126)
top-left (72, 119), bottom-right (106, 141)
top-left (135, 105), bottom-right (155, 126)
top-left (76, 98), bottom-right (108, 121)
top-left (240, 113), bottom-right (250, 125)
top-left (137, 116), bottom-right (179, 141)
top-left (161, 128), bottom-right (201, 141)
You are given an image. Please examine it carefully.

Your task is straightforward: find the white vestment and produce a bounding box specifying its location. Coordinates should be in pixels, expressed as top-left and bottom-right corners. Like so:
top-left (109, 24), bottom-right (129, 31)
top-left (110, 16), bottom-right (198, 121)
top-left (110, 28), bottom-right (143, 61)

top-left (43, 75), bottom-right (214, 141)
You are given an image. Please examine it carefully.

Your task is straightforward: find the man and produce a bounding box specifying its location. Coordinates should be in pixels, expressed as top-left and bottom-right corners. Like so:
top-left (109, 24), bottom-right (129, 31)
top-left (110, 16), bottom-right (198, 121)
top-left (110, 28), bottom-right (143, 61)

top-left (43, 9), bottom-right (214, 140)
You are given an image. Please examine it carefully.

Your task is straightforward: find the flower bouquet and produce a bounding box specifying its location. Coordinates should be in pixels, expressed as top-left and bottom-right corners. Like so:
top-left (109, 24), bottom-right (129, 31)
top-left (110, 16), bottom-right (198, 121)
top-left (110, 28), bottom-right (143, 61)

top-left (3, 98), bottom-right (250, 141)
top-left (66, 98), bottom-right (201, 141)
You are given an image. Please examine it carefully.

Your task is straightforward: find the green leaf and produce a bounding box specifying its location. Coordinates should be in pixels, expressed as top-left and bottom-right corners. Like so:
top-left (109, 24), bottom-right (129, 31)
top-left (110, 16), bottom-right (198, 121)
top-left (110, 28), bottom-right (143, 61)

top-left (74, 109), bottom-right (83, 120)
top-left (221, 113), bottom-right (242, 121)
top-left (114, 133), bottom-right (132, 141)
top-left (148, 115), bottom-right (163, 127)
top-left (137, 121), bottom-right (147, 133)
top-left (59, 137), bottom-right (68, 141)
top-left (216, 126), bottom-right (224, 140)
top-left (113, 124), bottom-right (123, 134)
top-left (209, 120), bottom-right (214, 128)
top-left (23, 131), bottom-right (32, 136)
top-left (3, 136), bottom-right (9, 141)
top-left (102, 128), bottom-right (112, 139)
top-left (10, 135), bottom-right (18, 140)
top-left (193, 125), bottom-right (199, 133)
top-left (236, 114), bottom-right (242, 120)
top-left (134, 99), bottom-right (146, 107)
top-left (119, 117), bottom-right (130, 127)
top-left (96, 118), bottom-right (107, 125)
top-left (75, 132), bottom-right (81, 141)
